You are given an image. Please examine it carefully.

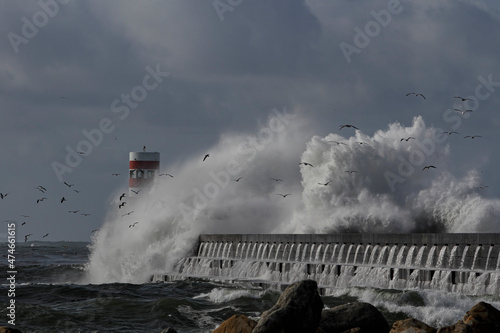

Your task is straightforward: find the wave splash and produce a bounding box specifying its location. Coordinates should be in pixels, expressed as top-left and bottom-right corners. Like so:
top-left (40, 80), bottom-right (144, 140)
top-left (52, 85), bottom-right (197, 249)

top-left (84, 114), bottom-right (499, 284)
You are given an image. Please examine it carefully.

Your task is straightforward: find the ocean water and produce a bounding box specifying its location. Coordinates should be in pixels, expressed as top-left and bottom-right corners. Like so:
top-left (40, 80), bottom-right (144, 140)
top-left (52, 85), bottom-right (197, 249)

top-left (2, 241), bottom-right (500, 333)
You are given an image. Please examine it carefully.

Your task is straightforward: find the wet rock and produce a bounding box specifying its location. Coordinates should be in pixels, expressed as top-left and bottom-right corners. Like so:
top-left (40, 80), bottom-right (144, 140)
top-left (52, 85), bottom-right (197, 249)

top-left (436, 321), bottom-right (471, 333)
top-left (0, 328), bottom-right (22, 333)
top-left (211, 314), bottom-right (257, 333)
top-left (253, 279), bottom-right (324, 333)
top-left (390, 318), bottom-right (436, 333)
top-left (318, 302), bottom-right (390, 333)
top-left (462, 301), bottom-right (500, 332)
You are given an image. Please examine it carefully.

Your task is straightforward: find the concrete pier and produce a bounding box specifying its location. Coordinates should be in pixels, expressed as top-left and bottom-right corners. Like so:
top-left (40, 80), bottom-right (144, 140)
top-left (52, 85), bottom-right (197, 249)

top-left (153, 233), bottom-right (500, 295)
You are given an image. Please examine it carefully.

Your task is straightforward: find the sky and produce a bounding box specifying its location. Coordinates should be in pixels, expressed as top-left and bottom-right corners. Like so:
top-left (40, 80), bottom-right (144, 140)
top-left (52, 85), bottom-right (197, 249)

top-left (1, 0), bottom-right (500, 242)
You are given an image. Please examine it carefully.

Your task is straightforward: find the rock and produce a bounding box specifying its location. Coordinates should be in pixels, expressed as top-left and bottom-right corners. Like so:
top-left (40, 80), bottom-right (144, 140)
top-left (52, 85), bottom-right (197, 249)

top-left (318, 302), bottom-right (390, 333)
top-left (462, 301), bottom-right (500, 332)
top-left (211, 314), bottom-right (257, 333)
top-left (253, 280), bottom-right (324, 333)
top-left (390, 318), bottom-right (436, 333)
top-left (0, 328), bottom-right (22, 333)
top-left (436, 321), bottom-right (471, 333)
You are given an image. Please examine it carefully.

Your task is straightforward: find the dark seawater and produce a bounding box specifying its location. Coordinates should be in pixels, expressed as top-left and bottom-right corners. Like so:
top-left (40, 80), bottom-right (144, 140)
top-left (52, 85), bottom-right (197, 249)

top-left (1, 242), bottom-right (499, 332)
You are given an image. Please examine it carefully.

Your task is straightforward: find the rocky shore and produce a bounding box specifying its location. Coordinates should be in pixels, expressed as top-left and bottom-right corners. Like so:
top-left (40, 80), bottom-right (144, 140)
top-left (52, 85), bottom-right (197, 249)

top-left (210, 279), bottom-right (499, 333)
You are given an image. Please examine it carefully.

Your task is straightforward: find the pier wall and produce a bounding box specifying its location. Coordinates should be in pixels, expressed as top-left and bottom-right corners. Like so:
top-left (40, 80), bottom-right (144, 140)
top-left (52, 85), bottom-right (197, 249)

top-left (154, 234), bottom-right (500, 295)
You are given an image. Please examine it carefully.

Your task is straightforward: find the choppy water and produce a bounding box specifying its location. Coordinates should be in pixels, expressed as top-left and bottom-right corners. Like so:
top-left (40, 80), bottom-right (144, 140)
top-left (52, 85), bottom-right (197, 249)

top-left (1, 241), bottom-right (500, 332)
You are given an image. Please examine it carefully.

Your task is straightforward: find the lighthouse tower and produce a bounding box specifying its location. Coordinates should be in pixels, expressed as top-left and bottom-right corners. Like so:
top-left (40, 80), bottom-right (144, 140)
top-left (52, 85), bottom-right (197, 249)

top-left (129, 150), bottom-right (160, 197)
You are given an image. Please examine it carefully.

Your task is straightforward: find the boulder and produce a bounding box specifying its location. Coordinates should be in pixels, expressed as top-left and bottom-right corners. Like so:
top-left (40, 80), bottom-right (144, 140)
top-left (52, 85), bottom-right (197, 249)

top-left (462, 301), bottom-right (500, 332)
top-left (211, 314), bottom-right (257, 333)
top-left (253, 280), bottom-right (324, 333)
top-left (0, 328), bottom-right (22, 333)
top-left (436, 321), bottom-right (471, 333)
top-left (318, 302), bottom-right (390, 333)
top-left (390, 318), bottom-right (436, 333)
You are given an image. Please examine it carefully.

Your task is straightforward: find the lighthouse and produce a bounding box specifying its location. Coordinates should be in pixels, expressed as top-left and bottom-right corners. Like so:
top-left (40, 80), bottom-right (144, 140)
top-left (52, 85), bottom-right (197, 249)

top-left (129, 150), bottom-right (160, 197)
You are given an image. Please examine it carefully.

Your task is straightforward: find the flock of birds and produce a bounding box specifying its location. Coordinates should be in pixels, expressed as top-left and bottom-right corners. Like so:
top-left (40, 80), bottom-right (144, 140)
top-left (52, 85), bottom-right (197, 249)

top-left (1, 94), bottom-right (492, 241)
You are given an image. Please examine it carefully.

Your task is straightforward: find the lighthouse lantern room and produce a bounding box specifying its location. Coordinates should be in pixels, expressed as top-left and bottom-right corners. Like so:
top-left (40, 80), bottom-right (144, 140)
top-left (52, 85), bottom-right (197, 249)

top-left (129, 151), bottom-right (160, 197)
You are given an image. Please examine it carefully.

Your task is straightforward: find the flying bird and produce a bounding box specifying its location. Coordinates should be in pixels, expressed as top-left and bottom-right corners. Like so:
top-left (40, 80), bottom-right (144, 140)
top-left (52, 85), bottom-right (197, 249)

top-left (21, 222), bottom-right (26, 226)
top-left (119, 202), bottom-right (126, 209)
top-left (442, 131), bottom-right (460, 135)
top-left (0, 192), bottom-right (9, 199)
top-left (112, 173), bottom-right (121, 176)
top-left (68, 210), bottom-right (79, 214)
top-left (37, 197), bottom-right (47, 203)
top-left (406, 92), bottom-right (426, 99)
top-left (60, 197), bottom-right (66, 203)
top-left (64, 182), bottom-right (74, 188)
top-left (122, 211), bottom-right (134, 217)
top-left (454, 96), bottom-right (473, 102)
top-left (81, 213), bottom-right (91, 216)
top-left (276, 193), bottom-right (291, 198)
top-left (299, 162), bottom-right (314, 167)
top-left (339, 124), bottom-right (359, 130)
top-left (328, 140), bottom-right (348, 146)
top-left (130, 189), bottom-right (141, 194)
top-left (129, 222), bottom-right (139, 228)
top-left (159, 173), bottom-right (174, 177)
top-left (231, 177), bottom-right (243, 182)
top-left (42, 233), bottom-right (49, 238)
top-left (476, 186), bottom-right (489, 190)
top-left (400, 137), bottom-right (415, 142)
top-left (270, 178), bottom-right (283, 182)
top-left (318, 181), bottom-right (331, 186)
top-left (35, 186), bottom-right (46, 193)
top-left (422, 165), bottom-right (436, 171)
top-left (203, 154), bottom-right (210, 161)
top-left (119, 193), bottom-right (126, 201)
top-left (345, 170), bottom-right (358, 174)
top-left (464, 135), bottom-right (482, 139)
top-left (24, 234), bottom-right (33, 242)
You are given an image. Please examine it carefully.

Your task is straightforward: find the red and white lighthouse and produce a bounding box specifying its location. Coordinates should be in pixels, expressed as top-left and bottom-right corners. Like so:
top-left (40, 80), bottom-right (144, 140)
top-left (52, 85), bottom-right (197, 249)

top-left (129, 151), bottom-right (160, 197)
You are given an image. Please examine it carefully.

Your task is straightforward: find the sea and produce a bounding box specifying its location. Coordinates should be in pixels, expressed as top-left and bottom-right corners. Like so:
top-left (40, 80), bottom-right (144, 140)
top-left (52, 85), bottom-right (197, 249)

top-left (2, 241), bottom-right (500, 333)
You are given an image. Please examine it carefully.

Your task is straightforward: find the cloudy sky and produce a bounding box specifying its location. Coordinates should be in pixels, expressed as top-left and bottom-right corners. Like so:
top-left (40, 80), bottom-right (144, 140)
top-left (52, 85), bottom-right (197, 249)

top-left (1, 0), bottom-right (499, 241)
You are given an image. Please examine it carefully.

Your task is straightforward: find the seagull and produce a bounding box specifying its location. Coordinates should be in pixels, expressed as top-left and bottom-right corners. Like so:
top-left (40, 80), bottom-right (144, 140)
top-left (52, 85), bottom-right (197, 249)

top-left (328, 140), bottom-right (348, 146)
top-left (143, 146), bottom-right (146, 152)
top-left (318, 181), bottom-right (331, 186)
top-left (81, 213), bottom-right (91, 216)
top-left (203, 154), bottom-right (210, 161)
top-left (24, 234), bottom-right (33, 242)
top-left (68, 210), bottom-right (79, 214)
top-left (35, 186), bottom-right (47, 193)
top-left (64, 182), bottom-right (74, 188)
top-left (129, 222), bottom-right (139, 228)
top-left (406, 92), bottom-right (426, 99)
top-left (119, 202), bottom-right (126, 209)
top-left (42, 233), bottom-right (49, 238)
top-left (454, 109), bottom-right (473, 115)
top-left (345, 170), bottom-right (358, 174)
top-left (270, 178), bottom-right (283, 182)
top-left (355, 141), bottom-right (368, 145)
top-left (476, 186), bottom-right (489, 190)
top-left (112, 173), bottom-right (121, 176)
top-left (454, 96), bottom-right (473, 102)
top-left (159, 173), bottom-right (174, 177)
top-left (21, 222), bottom-right (26, 226)
top-left (119, 193), bottom-right (126, 201)
top-left (276, 193), bottom-right (291, 198)
top-left (299, 162), bottom-right (314, 167)
top-left (464, 135), bottom-right (482, 139)
top-left (339, 124), bottom-right (359, 130)
top-left (422, 165), bottom-right (436, 171)
top-left (442, 131), bottom-right (460, 135)
top-left (60, 197), bottom-right (66, 203)
top-left (400, 137), bottom-right (415, 142)
top-left (122, 211), bottom-right (134, 217)
top-left (130, 189), bottom-right (141, 194)
top-left (231, 177), bottom-right (243, 182)
top-left (37, 197), bottom-right (47, 203)
top-left (0, 192), bottom-right (9, 199)
top-left (77, 151), bottom-right (86, 155)
top-left (20, 215), bottom-right (30, 218)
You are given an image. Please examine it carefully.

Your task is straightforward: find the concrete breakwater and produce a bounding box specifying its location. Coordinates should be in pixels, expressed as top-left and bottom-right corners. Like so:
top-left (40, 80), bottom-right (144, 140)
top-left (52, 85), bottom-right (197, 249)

top-left (152, 233), bottom-right (500, 295)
